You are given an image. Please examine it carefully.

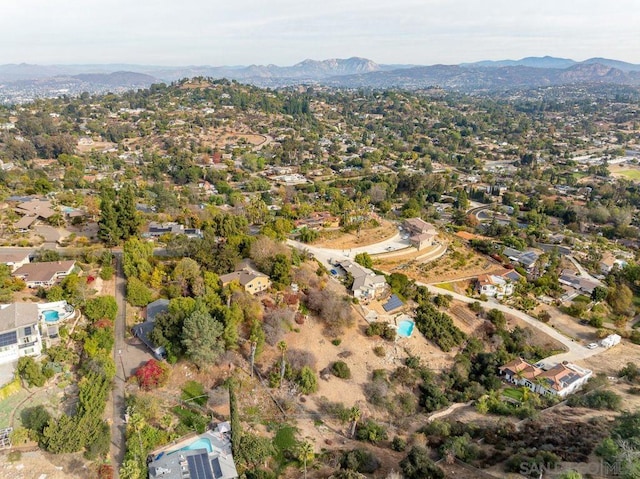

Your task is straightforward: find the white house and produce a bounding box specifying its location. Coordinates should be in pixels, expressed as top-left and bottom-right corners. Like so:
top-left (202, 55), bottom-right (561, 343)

top-left (600, 334), bottom-right (621, 349)
top-left (499, 358), bottom-right (592, 398)
top-left (338, 259), bottom-right (386, 300)
top-left (476, 271), bottom-right (520, 299)
top-left (0, 303), bottom-right (43, 366)
top-left (12, 261), bottom-right (76, 288)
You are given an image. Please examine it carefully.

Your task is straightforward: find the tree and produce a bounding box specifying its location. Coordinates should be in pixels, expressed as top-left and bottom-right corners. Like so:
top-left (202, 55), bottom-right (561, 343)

top-left (98, 189), bottom-right (120, 246)
top-left (296, 441), bottom-right (314, 479)
top-left (591, 286), bottom-right (608, 303)
top-left (400, 446), bottom-right (444, 479)
top-left (181, 305), bottom-right (224, 366)
top-left (354, 253), bottom-right (373, 269)
top-left (270, 253), bottom-right (291, 289)
top-left (607, 284), bottom-right (633, 316)
top-left (116, 184), bottom-right (140, 240)
top-left (173, 257), bottom-right (204, 296)
top-left (348, 406), bottom-right (361, 438)
top-left (84, 296), bottom-right (118, 322)
top-left (237, 433), bottom-right (274, 470)
top-left (134, 359), bottom-right (170, 390)
top-left (126, 277), bottom-right (153, 307)
top-left (17, 356), bottom-right (46, 387)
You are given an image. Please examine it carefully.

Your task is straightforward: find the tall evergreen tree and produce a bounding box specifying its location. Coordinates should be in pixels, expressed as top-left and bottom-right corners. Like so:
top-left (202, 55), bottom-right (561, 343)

top-left (116, 184), bottom-right (140, 240)
top-left (97, 189), bottom-right (120, 246)
top-left (182, 304), bottom-right (224, 366)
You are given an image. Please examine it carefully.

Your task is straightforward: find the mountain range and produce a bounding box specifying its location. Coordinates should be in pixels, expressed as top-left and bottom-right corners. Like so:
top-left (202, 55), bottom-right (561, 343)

top-left (1, 56), bottom-right (639, 102)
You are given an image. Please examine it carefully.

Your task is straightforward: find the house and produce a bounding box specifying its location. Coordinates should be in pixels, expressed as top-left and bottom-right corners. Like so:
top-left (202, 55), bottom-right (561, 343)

top-left (476, 271), bottom-right (518, 299)
top-left (600, 334), bottom-right (621, 348)
top-left (144, 222), bottom-right (203, 239)
top-left (338, 259), bottom-right (387, 300)
top-left (132, 299), bottom-right (169, 359)
top-left (0, 303), bottom-right (43, 366)
top-left (558, 270), bottom-right (600, 295)
top-left (499, 358), bottom-right (592, 398)
top-left (403, 218), bottom-right (438, 251)
top-left (220, 266), bottom-right (271, 294)
top-left (148, 423), bottom-right (238, 479)
top-left (14, 199), bottom-right (57, 220)
top-left (13, 215), bottom-right (37, 232)
top-left (12, 260), bottom-right (76, 288)
top-left (294, 211), bottom-right (340, 230)
top-left (502, 247), bottom-right (540, 271)
top-left (599, 257), bottom-right (627, 274)
top-left (404, 217), bottom-right (437, 236)
top-left (0, 249), bottom-right (32, 272)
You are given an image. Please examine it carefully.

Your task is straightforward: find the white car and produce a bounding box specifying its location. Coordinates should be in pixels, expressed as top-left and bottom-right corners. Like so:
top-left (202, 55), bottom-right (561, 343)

top-left (586, 343), bottom-right (599, 350)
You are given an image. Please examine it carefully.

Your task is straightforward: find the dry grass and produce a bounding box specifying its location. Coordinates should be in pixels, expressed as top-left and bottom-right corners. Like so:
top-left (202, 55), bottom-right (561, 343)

top-left (314, 219), bottom-right (398, 250)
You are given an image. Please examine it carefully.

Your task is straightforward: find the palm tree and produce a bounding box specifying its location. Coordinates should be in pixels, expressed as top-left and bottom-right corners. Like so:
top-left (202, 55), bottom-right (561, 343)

top-left (348, 406), bottom-right (361, 438)
top-left (277, 340), bottom-right (287, 388)
top-left (296, 440), bottom-right (314, 479)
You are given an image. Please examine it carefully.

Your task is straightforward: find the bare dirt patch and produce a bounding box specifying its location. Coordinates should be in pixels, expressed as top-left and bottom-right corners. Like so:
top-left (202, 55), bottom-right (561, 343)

top-left (378, 238), bottom-right (504, 284)
top-left (200, 128), bottom-right (267, 149)
top-left (580, 341), bottom-right (640, 376)
top-left (0, 450), bottom-right (92, 479)
top-left (314, 219), bottom-right (398, 250)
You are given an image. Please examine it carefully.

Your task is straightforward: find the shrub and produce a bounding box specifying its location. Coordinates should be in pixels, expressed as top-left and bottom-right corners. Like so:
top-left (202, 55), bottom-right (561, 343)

top-left (134, 359), bottom-right (170, 390)
top-left (567, 390), bottom-right (622, 410)
top-left (332, 361), bottom-right (351, 379)
top-left (296, 366), bottom-right (318, 394)
top-left (373, 345), bottom-right (386, 357)
top-left (17, 357), bottom-right (46, 387)
top-left (355, 419), bottom-right (388, 443)
top-left (341, 448), bottom-right (380, 473)
top-left (99, 265), bottom-right (114, 281)
top-left (391, 436), bottom-right (407, 452)
top-left (84, 296), bottom-right (118, 322)
top-left (365, 322), bottom-right (396, 341)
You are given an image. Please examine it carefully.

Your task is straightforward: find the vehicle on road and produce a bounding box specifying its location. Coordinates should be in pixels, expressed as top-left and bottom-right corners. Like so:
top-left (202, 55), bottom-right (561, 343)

top-left (586, 343), bottom-right (598, 349)
top-left (330, 269), bottom-right (338, 276)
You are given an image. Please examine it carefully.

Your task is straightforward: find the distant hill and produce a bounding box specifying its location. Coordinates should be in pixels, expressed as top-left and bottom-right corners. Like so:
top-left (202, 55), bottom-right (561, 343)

top-left (463, 56), bottom-right (577, 69)
top-left (1, 56), bottom-right (640, 102)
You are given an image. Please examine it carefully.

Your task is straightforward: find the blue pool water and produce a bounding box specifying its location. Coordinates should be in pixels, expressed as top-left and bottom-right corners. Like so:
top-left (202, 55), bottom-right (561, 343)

top-left (171, 437), bottom-right (213, 454)
top-left (43, 310), bottom-right (60, 322)
top-left (397, 320), bottom-right (415, 338)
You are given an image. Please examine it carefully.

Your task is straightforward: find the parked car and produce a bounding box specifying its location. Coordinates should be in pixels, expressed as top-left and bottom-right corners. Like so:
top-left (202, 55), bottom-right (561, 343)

top-left (330, 269), bottom-right (338, 276)
top-left (586, 343), bottom-right (599, 349)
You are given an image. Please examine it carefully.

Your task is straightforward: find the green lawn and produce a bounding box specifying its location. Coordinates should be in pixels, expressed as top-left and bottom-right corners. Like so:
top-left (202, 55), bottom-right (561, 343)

top-left (617, 169), bottom-right (640, 180)
top-left (502, 388), bottom-right (524, 402)
top-left (435, 282), bottom-right (455, 292)
top-left (0, 388), bottom-right (29, 428)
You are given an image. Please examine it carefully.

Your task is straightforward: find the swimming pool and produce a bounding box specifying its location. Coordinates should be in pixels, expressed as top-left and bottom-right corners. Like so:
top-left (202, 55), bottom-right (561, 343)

top-left (397, 320), bottom-right (415, 338)
top-left (170, 437), bottom-right (213, 455)
top-left (42, 310), bottom-right (60, 323)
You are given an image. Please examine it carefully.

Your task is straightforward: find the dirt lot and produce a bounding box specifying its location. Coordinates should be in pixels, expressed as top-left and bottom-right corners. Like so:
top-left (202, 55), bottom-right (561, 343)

top-left (581, 341), bottom-right (640, 376)
top-left (200, 127), bottom-right (267, 149)
top-left (314, 219), bottom-right (398, 250)
top-left (378, 237), bottom-right (505, 284)
top-left (0, 450), bottom-right (93, 479)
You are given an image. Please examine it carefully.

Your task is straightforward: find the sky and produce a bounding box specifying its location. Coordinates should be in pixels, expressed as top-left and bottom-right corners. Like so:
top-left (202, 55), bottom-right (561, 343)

top-left (1, 0), bottom-right (639, 66)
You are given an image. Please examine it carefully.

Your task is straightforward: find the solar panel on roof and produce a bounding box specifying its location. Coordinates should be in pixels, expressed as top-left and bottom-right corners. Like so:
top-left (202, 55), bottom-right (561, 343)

top-left (24, 326), bottom-right (32, 336)
top-left (0, 331), bottom-right (17, 348)
top-left (211, 457), bottom-right (223, 478)
top-left (187, 453), bottom-right (214, 479)
top-left (383, 294), bottom-right (404, 312)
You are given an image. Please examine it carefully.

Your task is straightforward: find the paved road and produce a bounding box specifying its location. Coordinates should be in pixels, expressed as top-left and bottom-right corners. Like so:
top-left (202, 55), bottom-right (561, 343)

top-left (111, 253), bottom-right (126, 478)
top-left (423, 284), bottom-right (602, 367)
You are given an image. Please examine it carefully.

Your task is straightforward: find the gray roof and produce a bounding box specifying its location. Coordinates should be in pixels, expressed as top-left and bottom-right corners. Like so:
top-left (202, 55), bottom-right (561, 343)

top-left (13, 260), bottom-right (76, 283)
top-left (146, 299), bottom-right (169, 322)
top-left (0, 248), bottom-right (33, 264)
top-left (0, 303), bottom-right (39, 332)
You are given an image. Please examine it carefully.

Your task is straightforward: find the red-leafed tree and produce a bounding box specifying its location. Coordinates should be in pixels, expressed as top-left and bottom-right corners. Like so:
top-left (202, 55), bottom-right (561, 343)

top-left (98, 464), bottom-right (114, 479)
top-left (133, 359), bottom-right (170, 390)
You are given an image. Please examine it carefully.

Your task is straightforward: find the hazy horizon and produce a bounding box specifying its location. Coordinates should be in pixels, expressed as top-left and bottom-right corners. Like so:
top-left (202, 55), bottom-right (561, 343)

top-left (2, 0), bottom-right (639, 66)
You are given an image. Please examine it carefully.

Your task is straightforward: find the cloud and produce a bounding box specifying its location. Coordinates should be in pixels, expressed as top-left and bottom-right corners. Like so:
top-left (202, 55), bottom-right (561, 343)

top-left (0, 0), bottom-right (638, 64)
